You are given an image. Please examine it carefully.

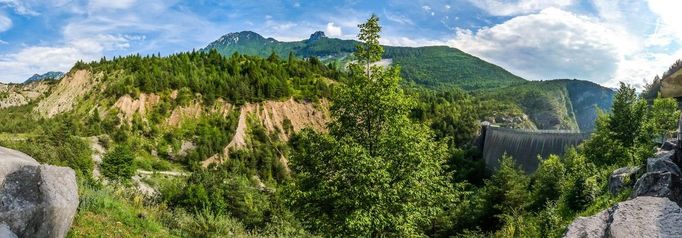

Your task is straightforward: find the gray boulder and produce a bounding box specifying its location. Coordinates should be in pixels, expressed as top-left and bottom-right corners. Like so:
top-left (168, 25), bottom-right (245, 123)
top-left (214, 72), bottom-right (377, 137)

top-left (631, 172), bottom-right (682, 205)
top-left (647, 155), bottom-right (680, 176)
top-left (661, 140), bottom-right (677, 151)
top-left (564, 197), bottom-right (682, 238)
top-left (0, 147), bottom-right (79, 238)
top-left (608, 166), bottom-right (640, 194)
top-left (563, 208), bottom-right (611, 238)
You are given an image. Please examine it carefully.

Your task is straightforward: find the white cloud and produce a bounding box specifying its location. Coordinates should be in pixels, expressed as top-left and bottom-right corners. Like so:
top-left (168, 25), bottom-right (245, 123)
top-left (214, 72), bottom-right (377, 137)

top-left (0, 12), bottom-right (11, 32)
top-left (451, 8), bottom-right (634, 84)
top-left (380, 36), bottom-right (448, 47)
top-left (326, 22), bottom-right (342, 37)
top-left (88, 0), bottom-right (137, 10)
top-left (0, 42), bottom-right (102, 83)
top-left (449, 2), bottom-right (682, 89)
top-left (384, 10), bottom-right (414, 25)
top-left (647, 0), bottom-right (682, 43)
top-left (0, 0), bottom-right (39, 16)
top-left (468, 0), bottom-right (575, 16)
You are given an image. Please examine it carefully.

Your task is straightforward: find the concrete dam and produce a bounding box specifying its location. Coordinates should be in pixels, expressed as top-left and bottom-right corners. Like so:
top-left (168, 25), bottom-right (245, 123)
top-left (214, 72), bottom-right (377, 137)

top-left (480, 126), bottom-right (590, 173)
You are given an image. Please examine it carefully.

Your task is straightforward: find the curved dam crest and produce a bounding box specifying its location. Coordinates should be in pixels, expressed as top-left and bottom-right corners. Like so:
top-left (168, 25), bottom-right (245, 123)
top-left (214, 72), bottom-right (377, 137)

top-left (481, 126), bottom-right (590, 173)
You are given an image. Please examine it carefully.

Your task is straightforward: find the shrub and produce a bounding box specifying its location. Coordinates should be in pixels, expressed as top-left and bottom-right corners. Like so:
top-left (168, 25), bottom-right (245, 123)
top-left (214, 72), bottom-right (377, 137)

top-left (101, 145), bottom-right (137, 182)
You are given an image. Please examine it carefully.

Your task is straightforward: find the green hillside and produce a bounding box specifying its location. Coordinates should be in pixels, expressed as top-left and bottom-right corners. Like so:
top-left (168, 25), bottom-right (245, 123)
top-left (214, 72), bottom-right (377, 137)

top-left (476, 79), bottom-right (614, 131)
top-left (204, 31), bottom-right (525, 90)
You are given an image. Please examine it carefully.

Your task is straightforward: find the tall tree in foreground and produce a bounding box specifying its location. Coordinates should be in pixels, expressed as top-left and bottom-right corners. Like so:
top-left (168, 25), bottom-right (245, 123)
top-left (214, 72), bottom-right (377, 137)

top-left (287, 14), bottom-right (452, 237)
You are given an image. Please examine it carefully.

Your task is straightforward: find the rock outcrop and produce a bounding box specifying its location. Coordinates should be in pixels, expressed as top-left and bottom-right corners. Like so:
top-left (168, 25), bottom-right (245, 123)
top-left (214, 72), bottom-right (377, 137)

top-left (564, 196), bottom-right (682, 237)
top-left (0, 147), bottom-right (79, 238)
top-left (631, 149), bottom-right (682, 205)
top-left (566, 141), bottom-right (682, 237)
top-left (608, 166), bottom-right (639, 194)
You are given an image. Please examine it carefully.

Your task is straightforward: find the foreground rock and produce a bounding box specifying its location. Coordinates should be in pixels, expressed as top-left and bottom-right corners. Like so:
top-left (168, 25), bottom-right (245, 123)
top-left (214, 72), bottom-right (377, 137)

top-left (566, 141), bottom-right (682, 237)
top-left (564, 196), bottom-right (682, 237)
top-left (0, 147), bottom-right (79, 238)
top-left (631, 149), bottom-right (682, 205)
top-left (608, 166), bottom-right (639, 194)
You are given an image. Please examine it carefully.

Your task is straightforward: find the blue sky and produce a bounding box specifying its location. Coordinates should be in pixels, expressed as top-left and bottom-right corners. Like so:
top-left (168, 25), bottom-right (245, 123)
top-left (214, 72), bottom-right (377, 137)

top-left (0, 0), bottom-right (681, 89)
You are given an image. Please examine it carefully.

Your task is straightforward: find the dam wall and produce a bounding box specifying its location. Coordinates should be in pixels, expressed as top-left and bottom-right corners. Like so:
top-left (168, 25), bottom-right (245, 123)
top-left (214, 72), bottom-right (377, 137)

top-left (481, 126), bottom-right (590, 173)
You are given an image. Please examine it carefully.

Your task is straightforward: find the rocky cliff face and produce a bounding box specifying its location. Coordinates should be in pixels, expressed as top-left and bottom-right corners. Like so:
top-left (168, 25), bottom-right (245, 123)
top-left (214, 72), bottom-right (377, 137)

top-left (0, 81), bottom-right (52, 109)
top-left (0, 146), bottom-right (79, 238)
top-left (564, 142), bottom-right (682, 237)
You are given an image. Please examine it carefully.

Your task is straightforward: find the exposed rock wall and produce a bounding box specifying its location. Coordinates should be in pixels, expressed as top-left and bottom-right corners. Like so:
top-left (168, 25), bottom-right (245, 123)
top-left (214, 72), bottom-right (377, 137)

top-left (0, 146), bottom-right (79, 238)
top-left (35, 70), bottom-right (98, 118)
top-left (201, 98), bottom-right (329, 167)
top-left (0, 81), bottom-right (52, 109)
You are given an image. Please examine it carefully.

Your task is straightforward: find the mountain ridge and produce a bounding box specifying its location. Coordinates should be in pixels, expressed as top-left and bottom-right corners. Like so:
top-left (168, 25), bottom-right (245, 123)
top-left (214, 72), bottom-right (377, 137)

top-left (204, 30), bottom-right (614, 131)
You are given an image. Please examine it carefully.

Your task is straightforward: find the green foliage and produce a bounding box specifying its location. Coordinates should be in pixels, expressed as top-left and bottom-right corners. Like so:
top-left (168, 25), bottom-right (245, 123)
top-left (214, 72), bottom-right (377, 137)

top-left (530, 155), bottom-right (565, 210)
top-left (205, 31), bottom-right (527, 90)
top-left (479, 155), bottom-right (530, 230)
top-left (101, 145), bottom-right (137, 182)
top-left (0, 112), bottom-right (94, 179)
top-left (288, 16), bottom-right (452, 237)
top-left (181, 112), bottom-right (239, 167)
top-left (581, 83), bottom-right (654, 166)
top-left (647, 96), bottom-right (680, 143)
top-left (69, 184), bottom-right (172, 237)
top-left (476, 79), bottom-right (614, 131)
top-left (85, 50), bottom-right (338, 105)
top-left (355, 14), bottom-right (383, 68)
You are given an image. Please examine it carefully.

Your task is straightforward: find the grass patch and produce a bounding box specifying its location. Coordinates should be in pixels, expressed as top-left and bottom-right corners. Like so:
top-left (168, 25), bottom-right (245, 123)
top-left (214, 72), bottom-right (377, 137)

top-left (68, 184), bottom-right (173, 238)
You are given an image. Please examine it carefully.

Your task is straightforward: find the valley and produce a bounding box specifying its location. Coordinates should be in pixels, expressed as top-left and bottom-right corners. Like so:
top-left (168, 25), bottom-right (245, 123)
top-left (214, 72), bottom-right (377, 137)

top-left (0, 11), bottom-right (677, 238)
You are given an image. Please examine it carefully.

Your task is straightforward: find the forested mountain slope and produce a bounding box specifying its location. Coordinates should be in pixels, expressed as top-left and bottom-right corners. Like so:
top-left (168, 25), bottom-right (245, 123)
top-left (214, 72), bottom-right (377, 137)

top-left (477, 79), bottom-right (614, 131)
top-left (204, 31), bottom-right (526, 90)
top-left (204, 31), bottom-right (614, 131)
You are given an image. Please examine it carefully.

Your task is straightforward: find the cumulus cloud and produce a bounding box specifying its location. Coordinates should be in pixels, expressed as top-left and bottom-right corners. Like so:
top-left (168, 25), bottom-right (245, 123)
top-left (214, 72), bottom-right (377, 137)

top-left (0, 13), bottom-right (11, 32)
top-left (0, 42), bottom-right (102, 83)
top-left (451, 8), bottom-right (633, 83)
top-left (468, 0), bottom-right (575, 16)
top-left (326, 22), bottom-right (342, 37)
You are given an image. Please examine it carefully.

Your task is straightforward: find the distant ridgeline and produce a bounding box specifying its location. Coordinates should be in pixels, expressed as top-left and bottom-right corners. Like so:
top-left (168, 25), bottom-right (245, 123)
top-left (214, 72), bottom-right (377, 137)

top-left (203, 31), bottom-right (526, 90)
top-left (480, 126), bottom-right (589, 173)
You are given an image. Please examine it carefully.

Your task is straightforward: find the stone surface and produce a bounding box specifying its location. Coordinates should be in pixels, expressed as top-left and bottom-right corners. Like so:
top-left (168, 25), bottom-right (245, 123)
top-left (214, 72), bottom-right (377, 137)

top-left (563, 209), bottom-right (610, 238)
top-left (648, 155), bottom-right (681, 176)
top-left (632, 172), bottom-right (682, 204)
top-left (564, 197), bottom-right (682, 238)
top-left (608, 166), bottom-right (640, 194)
top-left (0, 224), bottom-right (17, 238)
top-left (661, 140), bottom-right (677, 151)
top-left (609, 197), bottom-right (682, 237)
top-left (0, 146), bottom-right (79, 238)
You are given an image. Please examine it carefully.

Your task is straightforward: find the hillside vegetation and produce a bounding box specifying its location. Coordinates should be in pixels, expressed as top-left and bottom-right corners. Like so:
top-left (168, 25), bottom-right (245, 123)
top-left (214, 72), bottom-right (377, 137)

top-left (0, 15), bottom-right (640, 238)
top-left (476, 79), bottom-right (614, 131)
top-left (204, 30), bottom-right (614, 131)
top-left (204, 31), bottom-right (524, 90)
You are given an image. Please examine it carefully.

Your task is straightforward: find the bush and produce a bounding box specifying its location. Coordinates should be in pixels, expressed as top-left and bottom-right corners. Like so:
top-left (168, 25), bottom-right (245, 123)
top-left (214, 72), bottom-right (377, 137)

top-left (101, 145), bottom-right (137, 181)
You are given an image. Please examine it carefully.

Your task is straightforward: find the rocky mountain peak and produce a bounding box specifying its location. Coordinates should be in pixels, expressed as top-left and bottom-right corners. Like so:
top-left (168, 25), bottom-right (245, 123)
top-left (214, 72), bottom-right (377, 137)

top-left (24, 71), bottom-right (64, 84)
top-left (307, 31), bottom-right (326, 43)
top-left (210, 31), bottom-right (267, 47)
